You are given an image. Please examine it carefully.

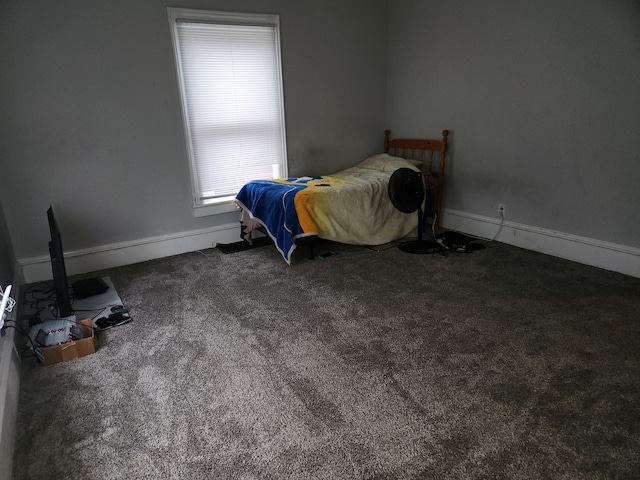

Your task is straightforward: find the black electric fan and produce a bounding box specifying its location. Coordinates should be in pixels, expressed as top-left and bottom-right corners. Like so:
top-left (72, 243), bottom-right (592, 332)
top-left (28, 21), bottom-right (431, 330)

top-left (388, 168), bottom-right (442, 254)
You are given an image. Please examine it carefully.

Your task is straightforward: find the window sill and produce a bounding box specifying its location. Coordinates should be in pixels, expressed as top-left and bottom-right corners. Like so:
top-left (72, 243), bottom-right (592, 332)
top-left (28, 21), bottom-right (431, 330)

top-left (192, 198), bottom-right (239, 218)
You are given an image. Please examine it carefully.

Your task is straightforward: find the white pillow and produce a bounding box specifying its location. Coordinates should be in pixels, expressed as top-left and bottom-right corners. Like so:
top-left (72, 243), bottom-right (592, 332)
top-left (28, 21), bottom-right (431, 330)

top-left (357, 154), bottom-right (421, 173)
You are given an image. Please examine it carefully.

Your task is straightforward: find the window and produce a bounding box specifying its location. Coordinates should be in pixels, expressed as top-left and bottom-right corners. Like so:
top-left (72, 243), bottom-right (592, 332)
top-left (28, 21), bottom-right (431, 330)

top-left (167, 8), bottom-right (287, 215)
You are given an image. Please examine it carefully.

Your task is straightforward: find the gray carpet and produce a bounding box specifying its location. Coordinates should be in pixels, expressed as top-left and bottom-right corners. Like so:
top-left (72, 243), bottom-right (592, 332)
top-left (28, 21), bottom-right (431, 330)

top-left (13, 239), bottom-right (640, 479)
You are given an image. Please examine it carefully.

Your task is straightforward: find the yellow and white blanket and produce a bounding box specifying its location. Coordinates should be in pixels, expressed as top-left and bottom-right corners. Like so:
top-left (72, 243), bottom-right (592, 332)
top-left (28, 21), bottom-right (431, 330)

top-left (235, 154), bottom-right (421, 263)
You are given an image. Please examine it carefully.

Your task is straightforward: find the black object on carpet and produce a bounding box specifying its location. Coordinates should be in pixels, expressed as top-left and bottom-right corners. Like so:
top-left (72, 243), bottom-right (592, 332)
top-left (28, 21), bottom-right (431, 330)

top-left (216, 236), bottom-right (272, 254)
top-left (438, 231), bottom-right (484, 249)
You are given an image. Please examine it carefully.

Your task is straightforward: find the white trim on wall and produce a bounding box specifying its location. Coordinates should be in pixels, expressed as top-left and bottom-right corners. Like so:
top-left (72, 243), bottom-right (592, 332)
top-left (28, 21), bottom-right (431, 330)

top-left (20, 222), bottom-right (241, 284)
top-left (18, 210), bottom-right (639, 284)
top-left (441, 208), bottom-right (640, 279)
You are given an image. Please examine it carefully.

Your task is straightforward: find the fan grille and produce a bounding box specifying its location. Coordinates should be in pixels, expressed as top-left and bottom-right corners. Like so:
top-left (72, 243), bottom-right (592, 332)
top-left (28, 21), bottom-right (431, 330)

top-left (388, 168), bottom-right (424, 214)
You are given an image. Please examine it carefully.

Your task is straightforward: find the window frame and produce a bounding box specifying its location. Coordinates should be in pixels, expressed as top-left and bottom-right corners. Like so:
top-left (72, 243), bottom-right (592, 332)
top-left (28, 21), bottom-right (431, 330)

top-left (167, 8), bottom-right (288, 217)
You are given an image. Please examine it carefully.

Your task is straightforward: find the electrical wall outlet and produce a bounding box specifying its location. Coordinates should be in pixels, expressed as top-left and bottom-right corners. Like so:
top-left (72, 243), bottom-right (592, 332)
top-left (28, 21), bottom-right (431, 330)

top-left (498, 203), bottom-right (506, 217)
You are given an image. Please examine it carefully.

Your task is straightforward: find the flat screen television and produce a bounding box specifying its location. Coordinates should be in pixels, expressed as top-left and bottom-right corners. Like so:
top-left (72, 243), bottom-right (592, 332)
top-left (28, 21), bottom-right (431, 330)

top-left (47, 206), bottom-right (73, 318)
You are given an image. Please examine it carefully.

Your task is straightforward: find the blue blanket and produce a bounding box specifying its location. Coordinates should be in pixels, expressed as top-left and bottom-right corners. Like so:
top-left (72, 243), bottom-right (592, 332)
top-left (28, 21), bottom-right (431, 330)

top-left (235, 178), bottom-right (320, 263)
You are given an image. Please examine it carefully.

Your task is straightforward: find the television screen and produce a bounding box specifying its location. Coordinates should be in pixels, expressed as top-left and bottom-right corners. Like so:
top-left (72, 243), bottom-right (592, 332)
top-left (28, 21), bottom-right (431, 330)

top-left (47, 206), bottom-right (73, 318)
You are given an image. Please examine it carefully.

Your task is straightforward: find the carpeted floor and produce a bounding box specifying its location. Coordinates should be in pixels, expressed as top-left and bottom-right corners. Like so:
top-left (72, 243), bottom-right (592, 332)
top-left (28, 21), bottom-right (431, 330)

top-left (12, 239), bottom-right (640, 479)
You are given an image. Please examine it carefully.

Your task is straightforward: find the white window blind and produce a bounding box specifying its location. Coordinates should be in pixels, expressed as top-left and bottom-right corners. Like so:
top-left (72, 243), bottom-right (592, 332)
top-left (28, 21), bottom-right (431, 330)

top-left (168, 9), bottom-right (287, 206)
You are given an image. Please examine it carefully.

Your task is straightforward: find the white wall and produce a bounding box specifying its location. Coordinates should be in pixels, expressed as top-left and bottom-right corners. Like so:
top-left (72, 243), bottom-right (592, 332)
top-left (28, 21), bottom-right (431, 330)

top-left (0, 0), bottom-right (387, 470)
top-left (3, 0), bottom-right (639, 277)
top-left (0, 202), bottom-right (14, 289)
top-left (0, 0), bottom-right (388, 263)
top-left (386, 0), bottom-right (640, 256)
top-left (0, 199), bottom-right (19, 480)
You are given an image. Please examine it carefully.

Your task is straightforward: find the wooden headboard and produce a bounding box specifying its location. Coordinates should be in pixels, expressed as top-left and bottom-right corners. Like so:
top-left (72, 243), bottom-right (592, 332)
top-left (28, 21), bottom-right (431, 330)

top-left (383, 129), bottom-right (449, 228)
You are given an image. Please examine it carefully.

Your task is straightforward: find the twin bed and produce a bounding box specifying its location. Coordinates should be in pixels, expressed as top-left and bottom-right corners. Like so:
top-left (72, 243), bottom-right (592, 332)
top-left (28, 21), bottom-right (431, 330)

top-left (235, 129), bottom-right (449, 263)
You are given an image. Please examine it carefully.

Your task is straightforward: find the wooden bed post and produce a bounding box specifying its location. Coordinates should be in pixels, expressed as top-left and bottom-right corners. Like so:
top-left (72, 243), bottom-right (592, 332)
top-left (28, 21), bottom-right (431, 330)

top-left (384, 130), bottom-right (391, 153)
top-left (438, 130), bottom-right (449, 180)
top-left (435, 130), bottom-right (449, 229)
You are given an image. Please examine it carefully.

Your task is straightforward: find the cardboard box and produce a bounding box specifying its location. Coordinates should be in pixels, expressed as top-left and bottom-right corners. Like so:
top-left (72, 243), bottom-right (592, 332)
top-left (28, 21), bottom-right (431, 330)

top-left (37, 318), bottom-right (96, 366)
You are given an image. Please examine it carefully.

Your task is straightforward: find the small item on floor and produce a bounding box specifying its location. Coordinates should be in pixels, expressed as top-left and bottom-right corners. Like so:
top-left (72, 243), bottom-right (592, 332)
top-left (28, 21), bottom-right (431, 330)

top-left (455, 243), bottom-right (485, 253)
top-left (35, 329), bottom-right (48, 347)
top-left (70, 323), bottom-right (91, 340)
top-left (28, 318), bottom-right (97, 365)
top-left (217, 236), bottom-right (272, 254)
top-left (438, 231), bottom-right (485, 253)
top-left (95, 306), bottom-right (131, 331)
top-left (72, 277), bottom-right (109, 299)
top-left (316, 251), bottom-right (338, 260)
top-left (28, 319), bottom-right (72, 347)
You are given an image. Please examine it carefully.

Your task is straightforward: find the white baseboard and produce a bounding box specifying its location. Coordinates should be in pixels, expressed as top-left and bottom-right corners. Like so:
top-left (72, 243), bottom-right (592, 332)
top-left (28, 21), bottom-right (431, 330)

top-left (441, 208), bottom-right (640, 278)
top-left (20, 222), bottom-right (241, 284)
top-left (18, 211), bottom-right (640, 282)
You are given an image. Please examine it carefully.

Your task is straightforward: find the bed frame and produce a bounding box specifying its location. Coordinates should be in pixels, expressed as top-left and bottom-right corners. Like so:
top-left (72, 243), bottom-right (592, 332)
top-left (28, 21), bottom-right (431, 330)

top-left (384, 129), bottom-right (449, 229)
top-left (251, 129), bottom-right (449, 260)
top-left (294, 130), bottom-right (449, 259)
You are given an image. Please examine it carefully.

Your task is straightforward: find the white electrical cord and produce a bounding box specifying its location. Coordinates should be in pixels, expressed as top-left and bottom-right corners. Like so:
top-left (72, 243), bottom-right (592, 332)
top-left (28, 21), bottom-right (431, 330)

top-left (5, 296), bottom-right (15, 312)
top-left (431, 211), bottom-right (438, 239)
top-left (1, 285), bottom-right (16, 329)
top-left (442, 211), bottom-right (505, 244)
top-left (468, 212), bottom-right (505, 242)
top-left (1, 285), bottom-right (15, 313)
top-left (488, 213), bottom-right (505, 242)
